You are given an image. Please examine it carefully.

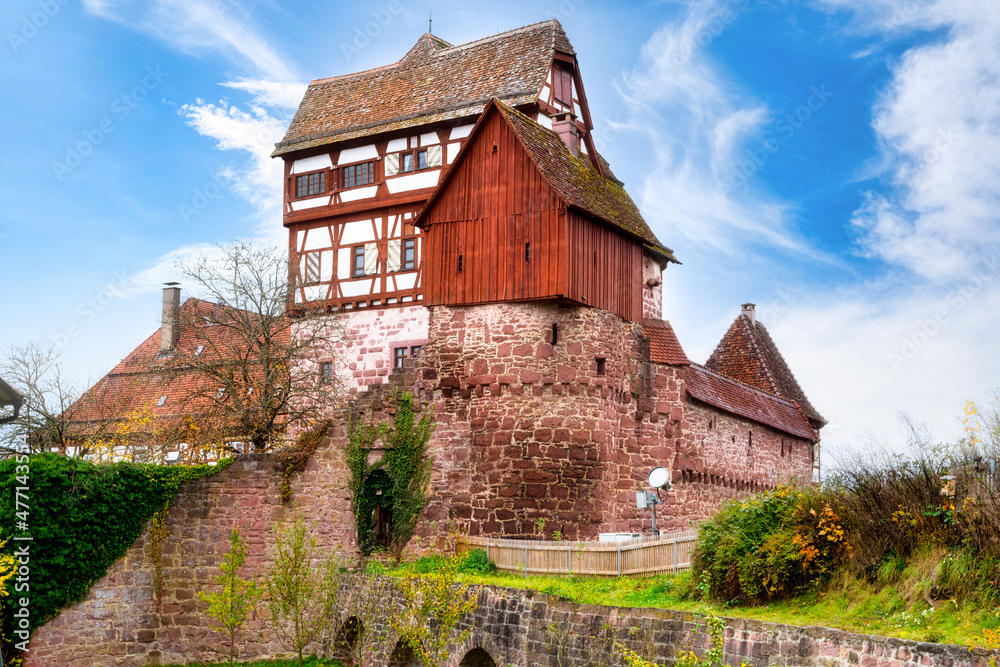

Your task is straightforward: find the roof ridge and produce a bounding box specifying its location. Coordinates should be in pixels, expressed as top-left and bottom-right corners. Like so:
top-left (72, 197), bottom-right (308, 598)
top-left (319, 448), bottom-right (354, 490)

top-left (429, 19), bottom-right (561, 56)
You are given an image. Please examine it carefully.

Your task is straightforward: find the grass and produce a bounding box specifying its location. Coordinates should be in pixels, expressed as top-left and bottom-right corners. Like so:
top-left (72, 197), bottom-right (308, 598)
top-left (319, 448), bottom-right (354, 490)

top-left (389, 559), bottom-right (1000, 649)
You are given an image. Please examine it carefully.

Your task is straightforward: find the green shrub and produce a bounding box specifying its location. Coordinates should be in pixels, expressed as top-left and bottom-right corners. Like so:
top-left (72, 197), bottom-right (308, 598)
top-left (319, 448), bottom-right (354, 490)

top-left (458, 549), bottom-right (496, 574)
top-left (692, 486), bottom-right (847, 604)
top-left (0, 453), bottom-right (227, 649)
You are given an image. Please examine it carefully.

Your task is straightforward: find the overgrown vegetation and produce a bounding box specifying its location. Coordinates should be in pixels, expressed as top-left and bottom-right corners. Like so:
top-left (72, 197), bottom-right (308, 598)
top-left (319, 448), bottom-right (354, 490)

top-left (199, 528), bottom-right (262, 665)
top-left (264, 517), bottom-right (345, 667)
top-left (346, 391), bottom-right (433, 559)
top-left (0, 453), bottom-right (229, 655)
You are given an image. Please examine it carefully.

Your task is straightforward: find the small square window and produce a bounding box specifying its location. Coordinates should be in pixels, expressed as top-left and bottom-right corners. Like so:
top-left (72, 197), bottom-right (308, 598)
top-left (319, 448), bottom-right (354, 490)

top-left (411, 345), bottom-right (422, 358)
top-left (157, 395), bottom-right (167, 407)
top-left (295, 171), bottom-right (325, 198)
top-left (393, 347), bottom-right (409, 369)
top-left (352, 246), bottom-right (366, 278)
top-left (402, 239), bottom-right (416, 270)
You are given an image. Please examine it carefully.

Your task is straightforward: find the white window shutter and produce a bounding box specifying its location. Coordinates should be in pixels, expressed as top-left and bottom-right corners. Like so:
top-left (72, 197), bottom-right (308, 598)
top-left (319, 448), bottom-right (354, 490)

top-left (385, 153), bottom-right (399, 176)
top-left (427, 145), bottom-right (442, 167)
top-left (364, 242), bottom-right (378, 276)
top-left (386, 239), bottom-right (402, 272)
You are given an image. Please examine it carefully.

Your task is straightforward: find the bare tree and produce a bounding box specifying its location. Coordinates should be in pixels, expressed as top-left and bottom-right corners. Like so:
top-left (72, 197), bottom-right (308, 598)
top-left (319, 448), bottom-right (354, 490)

top-left (161, 240), bottom-right (344, 453)
top-left (0, 342), bottom-right (81, 455)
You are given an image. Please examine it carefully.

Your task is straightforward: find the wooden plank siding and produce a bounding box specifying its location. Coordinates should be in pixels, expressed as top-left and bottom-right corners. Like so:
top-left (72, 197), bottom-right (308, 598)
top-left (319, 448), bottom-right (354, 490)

top-left (565, 210), bottom-right (643, 322)
top-left (422, 112), bottom-right (568, 308)
top-left (421, 111), bottom-right (645, 322)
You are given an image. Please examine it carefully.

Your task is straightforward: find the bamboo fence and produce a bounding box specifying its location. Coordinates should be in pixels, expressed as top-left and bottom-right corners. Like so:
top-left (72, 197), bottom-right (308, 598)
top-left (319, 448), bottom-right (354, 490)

top-left (456, 529), bottom-right (698, 577)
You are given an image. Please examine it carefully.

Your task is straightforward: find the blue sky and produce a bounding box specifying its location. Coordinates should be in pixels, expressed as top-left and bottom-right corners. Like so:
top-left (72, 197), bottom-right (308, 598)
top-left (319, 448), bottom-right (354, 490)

top-left (2, 0), bottom-right (998, 458)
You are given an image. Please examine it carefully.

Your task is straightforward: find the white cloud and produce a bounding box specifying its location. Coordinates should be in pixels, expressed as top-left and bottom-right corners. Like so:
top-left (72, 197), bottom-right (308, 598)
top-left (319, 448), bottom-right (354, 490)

top-left (221, 79), bottom-right (308, 111)
top-left (81, 0), bottom-right (297, 82)
top-left (817, 0), bottom-right (1000, 281)
top-left (178, 96), bottom-right (288, 238)
top-left (612, 0), bottom-right (819, 259)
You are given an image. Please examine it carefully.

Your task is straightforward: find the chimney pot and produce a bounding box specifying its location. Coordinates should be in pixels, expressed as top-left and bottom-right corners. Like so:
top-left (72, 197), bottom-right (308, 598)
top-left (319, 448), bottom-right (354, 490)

top-left (161, 284), bottom-right (181, 353)
top-left (741, 302), bottom-right (756, 326)
top-left (551, 112), bottom-right (580, 157)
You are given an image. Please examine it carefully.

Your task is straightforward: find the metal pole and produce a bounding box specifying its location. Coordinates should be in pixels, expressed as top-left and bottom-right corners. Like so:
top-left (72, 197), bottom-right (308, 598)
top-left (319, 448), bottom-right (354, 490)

top-left (651, 495), bottom-right (660, 538)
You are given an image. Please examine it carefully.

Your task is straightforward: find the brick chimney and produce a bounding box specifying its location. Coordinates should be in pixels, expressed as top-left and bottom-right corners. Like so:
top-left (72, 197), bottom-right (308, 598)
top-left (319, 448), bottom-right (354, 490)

top-left (551, 112), bottom-right (580, 157)
top-left (741, 303), bottom-right (756, 326)
top-left (161, 283), bottom-right (181, 353)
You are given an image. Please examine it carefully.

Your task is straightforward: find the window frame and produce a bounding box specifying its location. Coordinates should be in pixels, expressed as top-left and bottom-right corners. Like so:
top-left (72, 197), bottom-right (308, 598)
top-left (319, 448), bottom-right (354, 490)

top-left (400, 149), bottom-right (429, 174)
top-left (340, 159), bottom-right (376, 190)
top-left (402, 237), bottom-right (417, 271)
top-left (351, 245), bottom-right (366, 278)
top-left (319, 361), bottom-right (334, 385)
top-left (292, 169), bottom-right (328, 200)
top-left (393, 346), bottom-right (409, 369)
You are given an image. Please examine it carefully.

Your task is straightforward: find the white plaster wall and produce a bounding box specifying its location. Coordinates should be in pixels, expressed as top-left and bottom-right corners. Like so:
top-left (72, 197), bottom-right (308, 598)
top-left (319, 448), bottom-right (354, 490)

top-left (304, 305), bottom-right (430, 394)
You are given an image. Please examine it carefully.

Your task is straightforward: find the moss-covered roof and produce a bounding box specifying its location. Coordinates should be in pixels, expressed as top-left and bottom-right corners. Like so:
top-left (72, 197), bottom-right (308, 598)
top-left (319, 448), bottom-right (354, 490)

top-left (494, 101), bottom-right (675, 259)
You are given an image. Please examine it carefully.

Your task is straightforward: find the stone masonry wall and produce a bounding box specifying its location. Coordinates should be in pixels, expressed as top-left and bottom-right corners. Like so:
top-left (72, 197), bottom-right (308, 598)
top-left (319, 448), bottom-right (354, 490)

top-left (309, 305), bottom-right (428, 395)
top-left (28, 566), bottom-right (998, 667)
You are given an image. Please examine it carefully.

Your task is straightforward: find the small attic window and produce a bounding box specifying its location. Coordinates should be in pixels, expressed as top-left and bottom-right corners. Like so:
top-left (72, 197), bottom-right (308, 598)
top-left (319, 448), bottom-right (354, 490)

top-left (216, 387), bottom-right (226, 399)
top-left (195, 345), bottom-right (205, 356)
top-left (157, 395), bottom-right (167, 407)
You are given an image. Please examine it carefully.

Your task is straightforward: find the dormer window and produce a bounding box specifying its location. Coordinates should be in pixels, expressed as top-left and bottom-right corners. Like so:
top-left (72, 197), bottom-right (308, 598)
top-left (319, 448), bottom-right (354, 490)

top-left (295, 171), bottom-right (326, 198)
top-left (157, 395), bottom-right (168, 407)
top-left (195, 345), bottom-right (205, 356)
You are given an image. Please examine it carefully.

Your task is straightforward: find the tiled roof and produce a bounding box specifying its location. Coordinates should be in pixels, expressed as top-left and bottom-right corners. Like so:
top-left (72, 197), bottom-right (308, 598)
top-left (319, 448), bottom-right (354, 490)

top-left (642, 318), bottom-right (690, 365)
top-left (64, 299), bottom-right (260, 432)
top-left (705, 313), bottom-right (825, 425)
top-left (273, 20), bottom-right (574, 156)
top-left (684, 365), bottom-right (819, 441)
top-left (495, 101), bottom-right (675, 256)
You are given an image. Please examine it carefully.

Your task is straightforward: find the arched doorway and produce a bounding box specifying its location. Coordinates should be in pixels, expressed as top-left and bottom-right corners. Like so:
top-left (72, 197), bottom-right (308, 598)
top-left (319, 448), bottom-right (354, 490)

top-left (332, 616), bottom-right (361, 665)
top-left (360, 468), bottom-right (393, 552)
top-left (389, 638), bottom-right (419, 667)
top-left (459, 647), bottom-right (497, 667)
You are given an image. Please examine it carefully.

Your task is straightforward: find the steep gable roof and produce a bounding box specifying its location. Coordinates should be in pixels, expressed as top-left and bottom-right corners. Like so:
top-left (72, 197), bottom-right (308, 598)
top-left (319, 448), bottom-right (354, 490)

top-left (684, 364), bottom-right (819, 441)
top-left (642, 318), bottom-right (690, 365)
top-left (273, 20), bottom-right (574, 156)
top-left (705, 311), bottom-right (826, 426)
top-left (415, 99), bottom-right (676, 259)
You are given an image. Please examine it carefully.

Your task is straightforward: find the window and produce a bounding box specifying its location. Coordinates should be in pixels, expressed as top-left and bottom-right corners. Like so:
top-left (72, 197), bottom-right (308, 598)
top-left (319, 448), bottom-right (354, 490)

top-left (525, 243), bottom-right (531, 262)
top-left (410, 345), bottom-right (422, 358)
top-left (195, 345), bottom-right (205, 356)
top-left (216, 387), bottom-right (226, 399)
top-left (342, 161), bottom-right (374, 189)
top-left (295, 171), bottom-right (325, 198)
top-left (596, 358), bottom-right (606, 376)
top-left (157, 395), bottom-right (167, 407)
top-left (305, 251), bottom-right (321, 283)
top-left (394, 346), bottom-right (409, 368)
top-left (551, 323), bottom-right (558, 345)
top-left (352, 246), bottom-right (366, 278)
top-left (458, 254), bottom-right (464, 272)
top-left (402, 238), bottom-right (416, 270)
top-left (320, 361), bottom-right (333, 385)
top-left (402, 150), bottom-right (427, 173)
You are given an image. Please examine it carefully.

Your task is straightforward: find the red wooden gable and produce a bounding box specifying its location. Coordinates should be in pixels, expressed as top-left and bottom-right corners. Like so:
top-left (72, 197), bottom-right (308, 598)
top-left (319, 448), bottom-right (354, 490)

top-left (418, 101), bottom-right (650, 322)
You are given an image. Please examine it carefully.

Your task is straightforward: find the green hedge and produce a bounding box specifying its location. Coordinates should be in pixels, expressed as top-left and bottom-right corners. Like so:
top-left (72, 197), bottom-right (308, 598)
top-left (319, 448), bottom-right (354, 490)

top-left (0, 453), bottom-right (228, 642)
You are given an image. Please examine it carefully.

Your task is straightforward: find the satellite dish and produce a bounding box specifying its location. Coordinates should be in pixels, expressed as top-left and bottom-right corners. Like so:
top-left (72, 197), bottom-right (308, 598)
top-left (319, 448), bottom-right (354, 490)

top-left (647, 467), bottom-right (671, 490)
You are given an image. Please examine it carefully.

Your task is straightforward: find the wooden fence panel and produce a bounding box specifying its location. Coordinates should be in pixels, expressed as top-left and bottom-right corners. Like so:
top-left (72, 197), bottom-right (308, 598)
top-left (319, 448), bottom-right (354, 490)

top-left (456, 530), bottom-right (698, 577)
